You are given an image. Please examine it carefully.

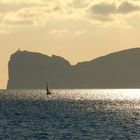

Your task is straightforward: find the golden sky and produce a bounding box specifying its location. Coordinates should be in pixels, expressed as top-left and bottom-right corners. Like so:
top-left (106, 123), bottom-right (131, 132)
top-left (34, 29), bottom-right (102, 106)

top-left (1, 0), bottom-right (140, 89)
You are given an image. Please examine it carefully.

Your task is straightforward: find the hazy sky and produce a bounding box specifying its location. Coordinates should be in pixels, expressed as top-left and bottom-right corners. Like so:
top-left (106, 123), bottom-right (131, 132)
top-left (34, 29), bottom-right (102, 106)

top-left (1, 0), bottom-right (140, 89)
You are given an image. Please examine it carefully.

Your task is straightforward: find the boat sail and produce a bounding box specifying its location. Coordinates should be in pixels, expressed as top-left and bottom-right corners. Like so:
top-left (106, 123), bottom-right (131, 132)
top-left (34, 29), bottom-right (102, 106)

top-left (46, 83), bottom-right (52, 95)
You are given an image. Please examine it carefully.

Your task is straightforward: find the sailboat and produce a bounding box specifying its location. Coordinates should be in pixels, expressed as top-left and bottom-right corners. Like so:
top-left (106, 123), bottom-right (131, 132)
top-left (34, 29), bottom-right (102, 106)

top-left (46, 83), bottom-right (52, 95)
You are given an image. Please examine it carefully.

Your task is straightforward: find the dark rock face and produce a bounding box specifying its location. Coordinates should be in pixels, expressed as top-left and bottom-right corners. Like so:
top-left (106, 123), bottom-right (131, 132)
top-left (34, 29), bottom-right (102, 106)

top-left (7, 50), bottom-right (71, 89)
top-left (7, 48), bottom-right (140, 89)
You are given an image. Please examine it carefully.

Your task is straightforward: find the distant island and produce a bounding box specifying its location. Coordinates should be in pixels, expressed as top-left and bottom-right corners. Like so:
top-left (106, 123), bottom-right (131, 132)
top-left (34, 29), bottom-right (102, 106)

top-left (7, 48), bottom-right (140, 89)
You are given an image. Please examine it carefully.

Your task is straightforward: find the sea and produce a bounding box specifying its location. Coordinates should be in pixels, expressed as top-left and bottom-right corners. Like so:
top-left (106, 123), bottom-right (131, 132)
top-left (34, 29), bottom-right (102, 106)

top-left (0, 89), bottom-right (140, 140)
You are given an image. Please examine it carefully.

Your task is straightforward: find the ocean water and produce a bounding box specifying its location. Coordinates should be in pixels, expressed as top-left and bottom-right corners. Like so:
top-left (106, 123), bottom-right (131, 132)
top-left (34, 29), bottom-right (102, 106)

top-left (0, 89), bottom-right (140, 140)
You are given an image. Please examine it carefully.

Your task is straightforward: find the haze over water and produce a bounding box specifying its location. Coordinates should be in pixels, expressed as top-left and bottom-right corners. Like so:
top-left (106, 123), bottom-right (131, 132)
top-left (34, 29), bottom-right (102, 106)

top-left (0, 89), bottom-right (140, 139)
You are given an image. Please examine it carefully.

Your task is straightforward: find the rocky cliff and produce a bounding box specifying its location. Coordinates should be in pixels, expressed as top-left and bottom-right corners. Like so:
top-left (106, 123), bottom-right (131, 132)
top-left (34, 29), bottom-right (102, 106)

top-left (7, 48), bottom-right (140, 89)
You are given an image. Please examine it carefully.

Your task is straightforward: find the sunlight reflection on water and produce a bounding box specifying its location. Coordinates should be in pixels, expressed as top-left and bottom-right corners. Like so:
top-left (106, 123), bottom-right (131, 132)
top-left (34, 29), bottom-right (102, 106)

top-left (0, 89), bottom-right (140, 139)
top-left (3, 89), bottom-right (140, 101)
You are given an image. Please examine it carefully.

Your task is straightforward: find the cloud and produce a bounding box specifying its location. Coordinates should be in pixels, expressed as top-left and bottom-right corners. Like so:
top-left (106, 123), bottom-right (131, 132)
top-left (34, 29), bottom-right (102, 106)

top-left (66, 0), bottom-right (90, 8)
top-left (49, 28), bottom-right (70, 37)
top-left (89, 1), bottom-right (140, 15)
top-left (0, 0), bottom-right (140, 34)
top-left (89, 3), bottom-right (117, 15)
top-left (0, 0), bottom-right (84, 30)
top-left (0, 0), bottom-right (41, 4)
top-left (0, 5), bottom-right (51, 28)
top-left (87, 1), bottom-right (140, 23)
top-left (118, 1), bottom-right (140, 14)
top-left (0, 3), bottom-right (37, 13)
top-left (49, 28), bottom-right (86, 37)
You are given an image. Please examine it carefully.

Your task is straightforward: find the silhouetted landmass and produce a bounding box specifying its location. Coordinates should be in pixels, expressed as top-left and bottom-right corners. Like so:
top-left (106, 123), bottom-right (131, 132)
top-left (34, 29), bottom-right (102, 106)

top-left (7, 48), bottom-right (140, 89)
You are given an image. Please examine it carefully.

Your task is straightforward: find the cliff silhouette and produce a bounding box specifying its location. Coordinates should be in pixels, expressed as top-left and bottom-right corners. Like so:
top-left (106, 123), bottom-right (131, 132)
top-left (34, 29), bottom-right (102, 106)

top-left (7, 48), bottom-right (140, 89)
